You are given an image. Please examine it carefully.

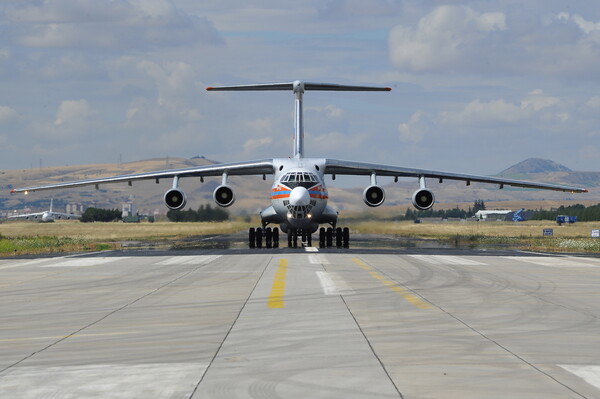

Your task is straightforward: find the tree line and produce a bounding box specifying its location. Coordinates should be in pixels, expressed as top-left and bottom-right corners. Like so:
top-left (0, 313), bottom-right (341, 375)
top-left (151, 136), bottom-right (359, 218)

top-left (531, 203), bottom-right (600, 222)
top-left (80, 207), bottom-right (122, 223)
top-left (400, 200), bottom-right (486, 221)
top-left (166, 204), bottom-right (229, 222)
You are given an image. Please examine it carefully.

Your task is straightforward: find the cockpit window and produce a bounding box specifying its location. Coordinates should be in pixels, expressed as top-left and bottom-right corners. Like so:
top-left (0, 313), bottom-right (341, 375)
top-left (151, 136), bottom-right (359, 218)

top-left (281, 171), bottom-right (318, 185)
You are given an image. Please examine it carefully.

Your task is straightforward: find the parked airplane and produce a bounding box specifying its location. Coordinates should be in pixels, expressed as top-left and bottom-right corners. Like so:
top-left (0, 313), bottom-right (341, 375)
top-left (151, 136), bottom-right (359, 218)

top-left (11, 81), bottom-right (587, 247)
top-left (7, 198), bottom-right (80, 222)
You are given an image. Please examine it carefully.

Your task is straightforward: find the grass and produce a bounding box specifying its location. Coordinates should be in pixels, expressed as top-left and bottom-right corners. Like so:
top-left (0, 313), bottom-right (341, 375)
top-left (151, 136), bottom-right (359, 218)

top-left (350, 220), bottom-right (600, 253)
top-left (0, 220), bottom-right (250, 256)
top-left (1, 219), bottom-right (599, 255)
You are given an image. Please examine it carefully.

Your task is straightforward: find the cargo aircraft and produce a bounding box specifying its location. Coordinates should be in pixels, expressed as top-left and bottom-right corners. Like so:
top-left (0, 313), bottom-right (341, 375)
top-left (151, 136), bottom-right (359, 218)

top-left (11, 81), bottom-right (587, 247)
top-left (7, 198), bottom-right (80, 222)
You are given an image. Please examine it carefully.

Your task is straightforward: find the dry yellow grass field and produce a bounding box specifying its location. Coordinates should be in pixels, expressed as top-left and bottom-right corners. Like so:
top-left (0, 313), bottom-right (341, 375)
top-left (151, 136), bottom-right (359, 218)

top-left (0, 221), bottom-right (249, 240)
top-left (352, 220), bottom-right (600, 239)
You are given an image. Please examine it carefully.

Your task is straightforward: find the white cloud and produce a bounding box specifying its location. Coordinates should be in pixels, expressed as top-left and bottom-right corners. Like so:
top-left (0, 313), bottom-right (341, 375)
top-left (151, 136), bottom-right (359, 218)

top-left (6, 0), bottom-right (223, 49)
top-left (389, 6), bottom-right (506, 72)
top-left (398, 111), bottom-right (430, 143)
top-left (0, 106), bottom-right (18, 124)
top-left (440, 99), bottom-right (527, 126)
top-left (440, 90), bottom-right (564, 128)
top-left (587, 96), bottom-right (600, 109)
top-left (556, 13), bottom-right (600, 35)
top-left (309, 104), bottom-right (344, 118)
top-left (245, 117), bottom-right (274, 132)
top-left (243, 136), bottom-right (273, 153)
top-left (54, 99), bottom-right (93, 127)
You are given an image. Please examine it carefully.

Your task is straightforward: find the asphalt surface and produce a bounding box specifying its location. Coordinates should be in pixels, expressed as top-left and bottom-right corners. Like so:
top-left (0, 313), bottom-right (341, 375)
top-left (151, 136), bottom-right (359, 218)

top-left (1, 243), bottom-right (600, 398)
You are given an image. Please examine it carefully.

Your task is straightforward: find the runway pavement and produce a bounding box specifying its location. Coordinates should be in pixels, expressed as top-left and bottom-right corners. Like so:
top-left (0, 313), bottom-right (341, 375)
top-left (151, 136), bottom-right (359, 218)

top-left (1, 247), bottom-right (599, 398)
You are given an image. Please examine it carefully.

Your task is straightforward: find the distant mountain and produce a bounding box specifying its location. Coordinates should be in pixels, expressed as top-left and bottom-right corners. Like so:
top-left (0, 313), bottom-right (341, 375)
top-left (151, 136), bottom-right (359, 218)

top-left (498, 158), bottom-right (571, 176)
top-left (496, 158), bottom-right (599, 189)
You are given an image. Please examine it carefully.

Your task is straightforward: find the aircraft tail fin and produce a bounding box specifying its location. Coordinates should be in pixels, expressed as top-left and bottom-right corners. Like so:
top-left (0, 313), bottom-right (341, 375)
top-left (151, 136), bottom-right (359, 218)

top-left (206, 81), bottom-right (391, 159)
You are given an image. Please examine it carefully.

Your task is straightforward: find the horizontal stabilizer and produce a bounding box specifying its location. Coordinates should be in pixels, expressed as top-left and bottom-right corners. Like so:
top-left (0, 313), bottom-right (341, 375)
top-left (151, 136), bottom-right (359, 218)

top-left (207, 81), bottom-right (391, 92)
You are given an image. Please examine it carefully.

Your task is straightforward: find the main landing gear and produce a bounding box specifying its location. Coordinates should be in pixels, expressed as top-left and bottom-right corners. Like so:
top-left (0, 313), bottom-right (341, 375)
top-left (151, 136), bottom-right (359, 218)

top-left (248, 227), bottom-right (279, 249)
top-left (318, 226), bottom-right (349, 249)
top-left (248, 226), bottom-right (350, 249)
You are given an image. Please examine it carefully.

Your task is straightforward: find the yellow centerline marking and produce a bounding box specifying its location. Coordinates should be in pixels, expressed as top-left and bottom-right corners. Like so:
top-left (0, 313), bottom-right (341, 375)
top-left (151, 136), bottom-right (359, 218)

top-left (268, 258), bottom-right (288, 308)
top-left (352, 258), bottom-right (430, 309)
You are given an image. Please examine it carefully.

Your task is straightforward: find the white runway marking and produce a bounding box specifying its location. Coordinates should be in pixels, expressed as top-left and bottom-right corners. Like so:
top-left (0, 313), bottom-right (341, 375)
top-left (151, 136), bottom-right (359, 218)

top-left (308, 254), bottom-right (330, 265)
top-left (559, 365), bottom-right (600, 390)
top-left (155, 255), bottom-right (221, 266)
top-left (505, 256), bottom-right (600, 268)
top-left (316, 271), bottom-right (354, 295)
top-left (0, 363), bottom-right (207, 398)
top-left (40, 257), bottom-right (127, 268)
top-left (304, 246), bottom-right (319, 252)
top-left (409, 255), bottom-right (487, 266)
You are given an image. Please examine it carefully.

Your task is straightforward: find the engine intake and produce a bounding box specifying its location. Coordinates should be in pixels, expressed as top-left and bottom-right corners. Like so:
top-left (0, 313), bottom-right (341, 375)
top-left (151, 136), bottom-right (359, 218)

top-left (412, 189), bottom-right (435, 210)
top-left (363, 185), bottom-right (385, 207)
top-left (164, 188), bottom-right (187, 210)
top-left (214, 185), bottom-right (235, 207)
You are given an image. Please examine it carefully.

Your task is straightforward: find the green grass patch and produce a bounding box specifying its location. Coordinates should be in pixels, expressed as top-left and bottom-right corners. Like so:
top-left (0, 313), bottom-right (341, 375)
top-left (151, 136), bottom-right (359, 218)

top-left (0, 235), bottom-right (93, 255)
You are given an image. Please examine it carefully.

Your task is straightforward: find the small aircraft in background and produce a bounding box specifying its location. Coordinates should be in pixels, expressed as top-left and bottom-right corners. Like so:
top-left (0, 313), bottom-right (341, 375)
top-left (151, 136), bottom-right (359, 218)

top-left (7, 198), bottom-right (80, 222)
top-left (11, 81), bottom-right (587, 247)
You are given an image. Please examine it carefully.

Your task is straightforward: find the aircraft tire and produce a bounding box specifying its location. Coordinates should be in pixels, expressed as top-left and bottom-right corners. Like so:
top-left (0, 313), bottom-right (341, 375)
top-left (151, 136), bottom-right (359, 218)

top-left (292, 229), bottom-right (298, 248)
top-left (336, 227), bottom-right (343, 248)
top-left (273, 228), bottom-right (279, 248)
top-left (249, 228), bottom-right (256, 249)
top-left (326, 228), bottom-right (333, 247)
top-left (343, 227), bottom-right (350, 248)
top-left (265, 227), bottom-right (272, 248)
top-left (319, 227), bottom-right (326, 248)
top-left (256, 227), bottom-right (262, 248)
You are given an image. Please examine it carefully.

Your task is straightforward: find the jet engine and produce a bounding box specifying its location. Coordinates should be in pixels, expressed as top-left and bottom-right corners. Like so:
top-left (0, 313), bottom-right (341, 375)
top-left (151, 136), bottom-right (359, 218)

top-left (363, 185), bottom-right (385, 207)
top-left (164, 188), bottom-right (187, 210)
top-left (412, 189), bottom-right (435, 210)
top-left (213, 185), bottom-right (235, 207)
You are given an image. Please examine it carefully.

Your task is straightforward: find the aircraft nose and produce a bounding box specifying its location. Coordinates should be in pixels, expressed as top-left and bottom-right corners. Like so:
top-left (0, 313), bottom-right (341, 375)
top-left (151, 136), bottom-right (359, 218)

top-left (289, 186), bottom-right (310, 206)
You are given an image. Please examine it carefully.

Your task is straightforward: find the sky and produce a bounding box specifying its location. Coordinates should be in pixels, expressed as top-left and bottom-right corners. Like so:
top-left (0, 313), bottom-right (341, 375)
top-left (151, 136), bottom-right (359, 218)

top-left (1, 0), bottom-right (600, 179)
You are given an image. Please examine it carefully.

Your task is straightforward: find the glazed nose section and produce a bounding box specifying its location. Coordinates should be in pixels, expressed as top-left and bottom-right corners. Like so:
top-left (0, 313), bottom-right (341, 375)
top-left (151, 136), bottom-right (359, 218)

top-left (289, 186), bottom-right (310, 206)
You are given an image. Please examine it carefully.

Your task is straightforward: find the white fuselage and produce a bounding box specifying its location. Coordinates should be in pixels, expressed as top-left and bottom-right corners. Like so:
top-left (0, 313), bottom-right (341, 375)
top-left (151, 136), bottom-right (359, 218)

top-left (265, 158), bottom-right (336, 233)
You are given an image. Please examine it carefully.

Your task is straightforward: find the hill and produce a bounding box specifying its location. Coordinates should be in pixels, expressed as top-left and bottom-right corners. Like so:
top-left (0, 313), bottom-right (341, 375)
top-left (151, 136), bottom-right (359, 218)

top-left (498, 158), bottom-right (571, 176)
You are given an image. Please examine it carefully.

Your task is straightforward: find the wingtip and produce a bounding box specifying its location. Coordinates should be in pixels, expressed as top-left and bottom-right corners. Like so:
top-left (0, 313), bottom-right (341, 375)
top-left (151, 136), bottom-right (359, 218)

top-left (10, 189), bottom-right (14, 194)
top-left (206, 87), bottom-right (214, 91)
top-left (584, 188), bottom-right (589, 193)
top-left (384, 87), bottom-right (392, 91)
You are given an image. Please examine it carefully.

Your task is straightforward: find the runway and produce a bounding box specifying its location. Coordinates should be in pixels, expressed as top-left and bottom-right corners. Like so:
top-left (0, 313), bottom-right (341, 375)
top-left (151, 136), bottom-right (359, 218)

top-left (1, 248), bottom-right (600, 398)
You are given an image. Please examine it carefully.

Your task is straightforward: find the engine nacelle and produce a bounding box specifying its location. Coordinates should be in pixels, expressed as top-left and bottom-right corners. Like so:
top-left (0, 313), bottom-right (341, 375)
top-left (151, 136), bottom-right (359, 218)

top-left (363, 185), bottom-right (385, 207)
top-left (164, 188), bottom-right (187, 210)
top-left (213, 185), bottom-right (235, 207)
top-left (412, 189), bottom-right (435, 210)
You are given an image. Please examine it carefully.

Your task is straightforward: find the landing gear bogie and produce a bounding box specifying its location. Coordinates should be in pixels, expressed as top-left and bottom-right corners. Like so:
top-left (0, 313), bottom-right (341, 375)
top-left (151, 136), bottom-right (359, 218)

top-left (248, 226), bottom-right (279, 249)
top-left (319, 226), bottom-right (350, 248)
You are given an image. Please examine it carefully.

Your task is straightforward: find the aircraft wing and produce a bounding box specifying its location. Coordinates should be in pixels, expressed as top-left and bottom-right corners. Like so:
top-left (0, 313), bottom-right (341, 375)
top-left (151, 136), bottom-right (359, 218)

top-left (8, 212), bottom-right (44, 219)
top-left (49, 212), bottom-right (81, 219)
top-left (11, 159), bottom-right (275, 194)
top-left (324, 159), bottom-right (588, 193)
